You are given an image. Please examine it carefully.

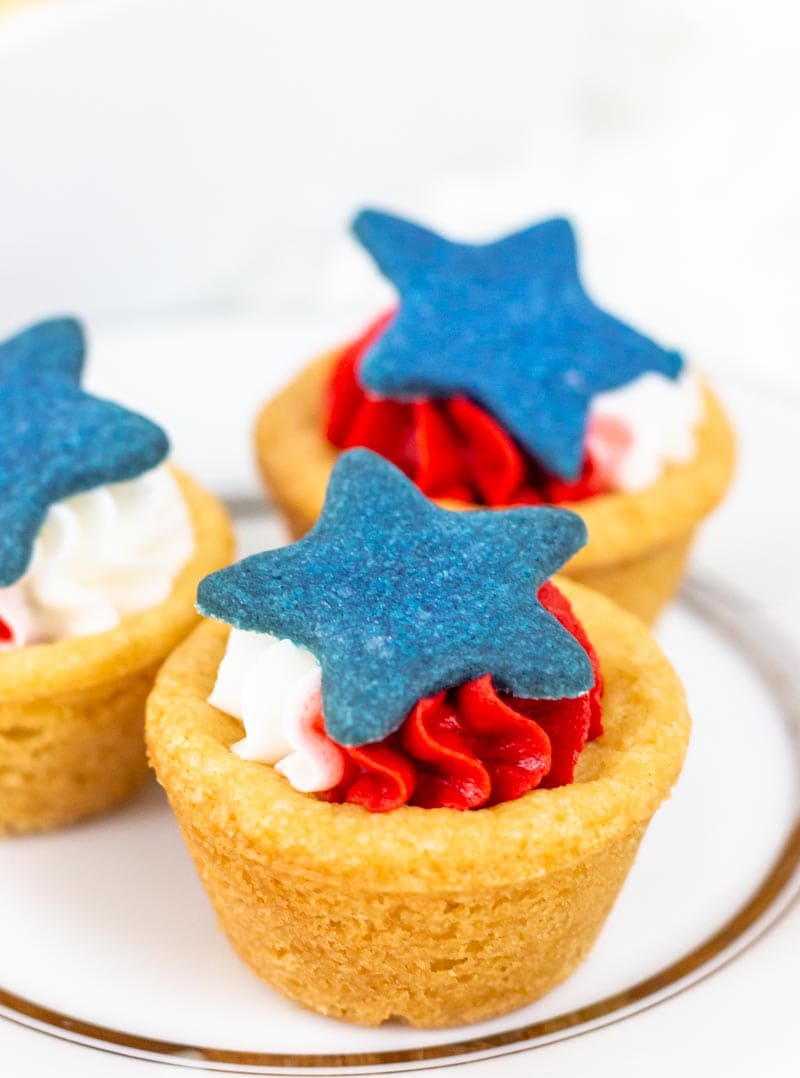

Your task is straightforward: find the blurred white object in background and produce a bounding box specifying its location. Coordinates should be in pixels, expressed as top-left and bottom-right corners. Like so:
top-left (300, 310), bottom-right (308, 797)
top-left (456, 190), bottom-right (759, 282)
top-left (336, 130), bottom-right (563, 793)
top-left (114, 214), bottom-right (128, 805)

top-left (0, 0), bottom-right (586, 321)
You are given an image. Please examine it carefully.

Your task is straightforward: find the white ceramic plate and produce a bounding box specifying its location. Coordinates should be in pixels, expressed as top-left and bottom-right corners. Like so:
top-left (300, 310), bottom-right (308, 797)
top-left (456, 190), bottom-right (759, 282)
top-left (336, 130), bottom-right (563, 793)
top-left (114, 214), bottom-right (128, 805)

top-left (0, 576), bottom-right (798, 1074)
top-left (0, 333), bottom-right (798, 1076)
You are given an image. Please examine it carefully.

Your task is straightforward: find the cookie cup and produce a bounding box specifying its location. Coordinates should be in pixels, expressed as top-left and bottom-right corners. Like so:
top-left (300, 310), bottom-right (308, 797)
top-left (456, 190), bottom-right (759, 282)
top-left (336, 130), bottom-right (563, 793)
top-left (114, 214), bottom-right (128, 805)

top-left (146, 579), bottom-right (690, 1028)
top-left (0, 470), bottom-right (234, 835)
top-left (254, 353), bottom-right (735, 623)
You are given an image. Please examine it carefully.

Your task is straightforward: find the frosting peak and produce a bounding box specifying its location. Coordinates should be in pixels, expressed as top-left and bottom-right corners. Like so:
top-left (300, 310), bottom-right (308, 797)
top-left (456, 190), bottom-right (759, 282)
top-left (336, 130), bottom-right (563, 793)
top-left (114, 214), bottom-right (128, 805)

top-left (588, 370), bottom-right (702, 492)
top-left (326, 316), bottom-right (703, 505)
top-left (213, 629), bottom-right (345, 793)
top-left (0, 466), bottom-right (193, 647)
top-left (351, 210), bottom-right (682, 481)
top-left (209, 582), bottom-right (603, 812)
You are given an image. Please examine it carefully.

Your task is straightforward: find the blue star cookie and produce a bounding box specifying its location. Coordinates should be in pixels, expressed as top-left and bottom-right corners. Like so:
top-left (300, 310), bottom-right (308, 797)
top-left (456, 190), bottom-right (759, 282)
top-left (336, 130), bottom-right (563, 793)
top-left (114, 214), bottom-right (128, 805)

top-left (0, 317), bottom-right (170, 587)
top-left (198, 448), bottom-right (594, 747)
top-left (352, 209), bottom-right (683, 481)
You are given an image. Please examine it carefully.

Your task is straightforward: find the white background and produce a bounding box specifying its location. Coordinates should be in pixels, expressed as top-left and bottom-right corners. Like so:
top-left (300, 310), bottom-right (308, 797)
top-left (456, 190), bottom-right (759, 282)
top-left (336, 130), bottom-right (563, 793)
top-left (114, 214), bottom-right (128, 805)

top-left (0, 2), bottom-right (799, 1075)
top-left (1, 0), bottom-right (800, 392)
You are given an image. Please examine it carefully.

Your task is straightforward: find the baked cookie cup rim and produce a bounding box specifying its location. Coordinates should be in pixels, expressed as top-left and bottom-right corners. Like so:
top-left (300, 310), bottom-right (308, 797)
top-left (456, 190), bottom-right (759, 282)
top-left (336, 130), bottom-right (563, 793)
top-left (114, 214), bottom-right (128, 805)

top-left (146, 578), bottom-right (690, 893)
top-left (254, 351), bottom-right (736, 569)
top-left (0, 467), bottom-right (234, 701)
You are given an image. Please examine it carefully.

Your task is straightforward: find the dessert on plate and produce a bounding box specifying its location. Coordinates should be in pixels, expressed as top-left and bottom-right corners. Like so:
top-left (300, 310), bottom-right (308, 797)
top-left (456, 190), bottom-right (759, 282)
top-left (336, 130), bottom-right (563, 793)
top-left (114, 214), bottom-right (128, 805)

top-left (255, 210), bottom-right (735, 623)
top-left (0, 318), bottom-right (234, 834)
top-left (147, 448), bottom-right (690, 1028)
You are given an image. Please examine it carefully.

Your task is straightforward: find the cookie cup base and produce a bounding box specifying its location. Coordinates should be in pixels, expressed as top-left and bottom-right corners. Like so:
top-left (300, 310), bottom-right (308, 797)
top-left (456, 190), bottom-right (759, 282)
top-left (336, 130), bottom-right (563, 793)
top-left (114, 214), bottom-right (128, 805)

top-left (567, 529), bottom-right (695, 625)
top-left (146, 581), bottom-right (690, 1028)
top-left (0, 470), bottom-right (234, 835)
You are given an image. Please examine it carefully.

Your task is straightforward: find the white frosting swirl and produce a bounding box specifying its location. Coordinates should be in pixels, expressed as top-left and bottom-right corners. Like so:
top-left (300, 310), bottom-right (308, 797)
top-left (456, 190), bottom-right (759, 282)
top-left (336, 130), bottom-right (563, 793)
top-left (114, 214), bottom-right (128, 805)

top-left (0, 465), bottom-right (193, 646)
top-left (210, 629), bottom-right (345, 794)
top-left (586, 370), bottom-right (703, 492)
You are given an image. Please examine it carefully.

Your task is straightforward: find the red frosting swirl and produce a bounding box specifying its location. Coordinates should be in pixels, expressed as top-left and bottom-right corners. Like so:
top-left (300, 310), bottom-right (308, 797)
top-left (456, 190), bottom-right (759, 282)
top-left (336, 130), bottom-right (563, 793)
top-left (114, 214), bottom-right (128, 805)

top-left (326, 314), bottom-right (610, 506)
top-left (314, 582), bottom-right (603, 812)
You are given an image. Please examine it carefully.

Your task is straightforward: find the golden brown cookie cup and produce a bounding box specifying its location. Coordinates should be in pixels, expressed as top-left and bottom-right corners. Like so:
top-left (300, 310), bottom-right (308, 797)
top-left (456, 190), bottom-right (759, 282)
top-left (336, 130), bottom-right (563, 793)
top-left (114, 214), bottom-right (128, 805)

top-left (146, 580), bottom-right (690, 1028)
top-left (0, 469), bottom-right (234, 835)
top-left (254, 353), bottom-right (735, 624)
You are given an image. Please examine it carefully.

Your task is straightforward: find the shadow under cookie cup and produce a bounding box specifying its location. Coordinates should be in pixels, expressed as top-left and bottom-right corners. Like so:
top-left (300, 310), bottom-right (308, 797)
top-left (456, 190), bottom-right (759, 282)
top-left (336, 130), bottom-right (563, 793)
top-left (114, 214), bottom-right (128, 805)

top-left (0, 468), bottom-right (234, 835)
top-left (145, 579), bottom-right (690, 1029)
top-left (254, 352), bottom-right (736, 625)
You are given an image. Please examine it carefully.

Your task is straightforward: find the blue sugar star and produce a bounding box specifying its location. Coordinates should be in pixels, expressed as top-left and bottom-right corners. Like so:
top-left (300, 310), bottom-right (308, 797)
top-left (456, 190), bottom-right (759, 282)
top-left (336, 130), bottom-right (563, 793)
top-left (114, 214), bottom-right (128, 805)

top-left (353, 209), bottom-right (683, 481)
top-left (0, 317), bottom-right (170, 587)
top-left (198, 449), bottom-right (593, 747)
